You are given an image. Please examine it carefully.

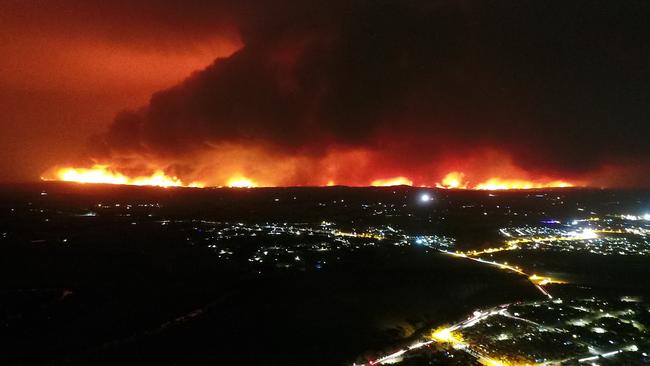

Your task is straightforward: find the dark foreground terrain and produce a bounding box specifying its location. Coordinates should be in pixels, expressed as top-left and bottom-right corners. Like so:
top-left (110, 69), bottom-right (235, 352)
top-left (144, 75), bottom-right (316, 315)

top-left (1, 183), bottom-right (650, 365)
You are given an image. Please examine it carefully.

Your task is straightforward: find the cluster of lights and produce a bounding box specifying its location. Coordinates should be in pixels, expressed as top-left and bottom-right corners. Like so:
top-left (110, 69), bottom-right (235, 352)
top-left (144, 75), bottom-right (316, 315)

top-left (621, 214), bottom-right (650, 221)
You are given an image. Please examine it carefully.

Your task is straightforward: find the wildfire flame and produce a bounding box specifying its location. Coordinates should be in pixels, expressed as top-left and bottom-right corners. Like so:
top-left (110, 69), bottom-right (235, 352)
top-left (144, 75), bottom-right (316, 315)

top-left (435, 171), bottom-right (573, 190)
top-left (436, 171), bottom-right (468, 189)
top-left (44, 165), bottom-right (574, 190)
top-left (226, 176), bottom-right (257, 188)
top-left (47, 165), bottom-right (204, 188)
top-left (370, 176), bottom-right (413, 187)
top-left (473, 178), bottom-right (573, 190)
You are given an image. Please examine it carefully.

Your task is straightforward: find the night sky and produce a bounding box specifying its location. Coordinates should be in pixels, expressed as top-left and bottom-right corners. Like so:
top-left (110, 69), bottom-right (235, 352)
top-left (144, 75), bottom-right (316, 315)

top-left (1, 1), bottom-right (649, 187)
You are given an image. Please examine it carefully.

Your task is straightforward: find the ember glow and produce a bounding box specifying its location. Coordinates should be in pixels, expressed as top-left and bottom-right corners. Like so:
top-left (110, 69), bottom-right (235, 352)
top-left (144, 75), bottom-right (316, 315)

top-left (370, 177), bottom-right (413, 187)
top-left (46, 165), bottom-right (204, 188)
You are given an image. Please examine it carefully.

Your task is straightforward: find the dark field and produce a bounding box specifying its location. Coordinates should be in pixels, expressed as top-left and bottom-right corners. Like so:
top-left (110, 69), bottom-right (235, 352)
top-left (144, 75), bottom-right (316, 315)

top-left (490, 250), bottom-right (650, 299)
top-left (0, 183), bottom-right (544, 365)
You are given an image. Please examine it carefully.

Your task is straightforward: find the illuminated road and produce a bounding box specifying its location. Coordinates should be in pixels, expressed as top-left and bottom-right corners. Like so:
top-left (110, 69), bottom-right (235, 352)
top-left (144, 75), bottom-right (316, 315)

top-left (576, 344), bottom-right (640, 363)
top-left (356, 306), bottom-right (519, 366)
top-left (355, 300), bottom-right (643, 366)
top-left (440, 250), bottom-right (557, 299)
top-left (354, 246), bottom-right (565, 365)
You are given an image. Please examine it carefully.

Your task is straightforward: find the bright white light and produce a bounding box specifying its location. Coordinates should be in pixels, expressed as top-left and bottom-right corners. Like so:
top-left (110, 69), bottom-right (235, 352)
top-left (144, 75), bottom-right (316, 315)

top-left (420, 193), bottom-right (432, 202)
top-left (570, 228), bottom-right (598, 240)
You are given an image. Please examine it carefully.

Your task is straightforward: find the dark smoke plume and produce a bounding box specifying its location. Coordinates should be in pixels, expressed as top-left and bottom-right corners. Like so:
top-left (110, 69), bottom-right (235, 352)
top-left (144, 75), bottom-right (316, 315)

top-left (90, 0), bottom-right (650, 185)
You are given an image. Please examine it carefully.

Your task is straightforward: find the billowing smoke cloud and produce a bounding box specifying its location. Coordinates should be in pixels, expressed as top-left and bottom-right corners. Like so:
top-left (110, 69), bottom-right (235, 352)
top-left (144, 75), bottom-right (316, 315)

top-left (86, 0), bottom-right (649, 186)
